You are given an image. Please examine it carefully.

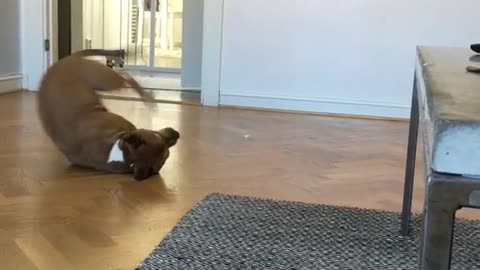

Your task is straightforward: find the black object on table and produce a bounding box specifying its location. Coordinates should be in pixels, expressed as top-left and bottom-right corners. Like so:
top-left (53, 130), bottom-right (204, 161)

top-left (467, 44), bottom-right (480, 73)
top-left (471, 44), bottom-right (480, 54)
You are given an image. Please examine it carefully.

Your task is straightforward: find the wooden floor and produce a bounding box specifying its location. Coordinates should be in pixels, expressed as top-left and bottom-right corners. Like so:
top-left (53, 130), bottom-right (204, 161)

top-left (1, 92), bottom-right (479, 270)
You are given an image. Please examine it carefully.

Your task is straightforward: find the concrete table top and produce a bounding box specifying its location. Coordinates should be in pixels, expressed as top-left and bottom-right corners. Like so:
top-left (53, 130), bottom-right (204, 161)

top-left (416, 46), bottom-right (480, 176)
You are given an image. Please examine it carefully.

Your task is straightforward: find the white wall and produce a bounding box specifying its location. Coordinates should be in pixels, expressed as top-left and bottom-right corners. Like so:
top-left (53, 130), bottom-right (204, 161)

top-left (83, 0), bottom-right (101, 48)
top-left (103, 0), bottom-right (129, 50)
top-left (220, 0), bottom-right (480, 118)
top-left (20, 0), bottom-right (48, 90)
top-left (0, 0), bottom-right (21, 75)
top-left (0, 0), bottom-right (23, 94)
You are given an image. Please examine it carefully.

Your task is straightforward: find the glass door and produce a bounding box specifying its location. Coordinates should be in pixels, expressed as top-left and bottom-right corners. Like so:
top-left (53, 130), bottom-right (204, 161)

top-left (153, 0), bottom-right (182, 70)
top-left (83, 0), bottom-right (182, 71)
top-left (124, 0), bottom-right (183, 71)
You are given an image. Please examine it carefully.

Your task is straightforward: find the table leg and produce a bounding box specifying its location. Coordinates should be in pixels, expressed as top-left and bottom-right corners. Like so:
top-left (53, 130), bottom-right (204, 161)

top-left (419, 179), bottom-right (457, 270)
top-left (401, 75), bottom-right (419, 236)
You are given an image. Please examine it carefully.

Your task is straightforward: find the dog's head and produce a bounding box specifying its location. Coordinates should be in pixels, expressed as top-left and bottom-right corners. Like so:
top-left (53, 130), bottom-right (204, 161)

top-left (119, 127), bottom-right (180, 181)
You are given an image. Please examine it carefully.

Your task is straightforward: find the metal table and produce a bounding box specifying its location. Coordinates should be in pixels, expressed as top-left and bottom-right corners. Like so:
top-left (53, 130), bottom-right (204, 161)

top-left (401, 46), bottom-right (480, 270)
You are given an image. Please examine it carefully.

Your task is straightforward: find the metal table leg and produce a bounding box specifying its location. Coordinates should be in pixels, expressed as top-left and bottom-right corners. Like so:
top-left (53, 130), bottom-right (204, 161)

top-left (401, 76), bottom-right (419, 236)
top-left (418, 179), bottom-right (459, 270)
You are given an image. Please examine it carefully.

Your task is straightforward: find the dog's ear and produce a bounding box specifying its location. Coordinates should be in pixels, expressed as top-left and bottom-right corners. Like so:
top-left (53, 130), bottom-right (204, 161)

top-left (120, 132), bottom-right (145, 149)
top-left (157, 127), bottom-right (180, 147)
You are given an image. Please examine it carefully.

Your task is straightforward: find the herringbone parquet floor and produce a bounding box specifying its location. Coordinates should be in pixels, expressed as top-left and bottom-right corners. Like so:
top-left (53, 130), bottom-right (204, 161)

top-left (1, 92), bottom-right (479, 270)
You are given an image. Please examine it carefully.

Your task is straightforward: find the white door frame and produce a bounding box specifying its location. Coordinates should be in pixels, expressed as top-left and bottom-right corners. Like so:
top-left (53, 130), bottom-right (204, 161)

top-left (201, 0), bottom-right (223, 106)
top-left (49, 0), bottom-right (59, 64)
top-left (21, 0), bottom-right (223, 107)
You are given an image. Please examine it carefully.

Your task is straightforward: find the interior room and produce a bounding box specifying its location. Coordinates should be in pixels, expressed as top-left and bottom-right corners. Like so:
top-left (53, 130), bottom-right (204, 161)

top-left (2, 0), bottom-right (480, 269)
top-left (67, 0), bottom-right (202, 104)
top-left (82, 0), bottom-right (183, 69)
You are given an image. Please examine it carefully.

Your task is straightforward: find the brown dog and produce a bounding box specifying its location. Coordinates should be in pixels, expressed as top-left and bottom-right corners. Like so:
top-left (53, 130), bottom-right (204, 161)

top-left (37, 49), bottom-right (180, 180)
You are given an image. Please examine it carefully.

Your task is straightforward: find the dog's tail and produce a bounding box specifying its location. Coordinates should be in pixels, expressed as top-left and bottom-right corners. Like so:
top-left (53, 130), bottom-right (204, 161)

top-left (121, 72), bottom-right (157, 108)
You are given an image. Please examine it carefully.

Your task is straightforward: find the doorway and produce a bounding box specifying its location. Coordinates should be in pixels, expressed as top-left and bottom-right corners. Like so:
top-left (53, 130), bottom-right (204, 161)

top-left (82, 0), bottom-right (182, 71)
top-left (59, 0), bottom-right (204, 104)
top-left (57, 0), bottom-right (71, 60)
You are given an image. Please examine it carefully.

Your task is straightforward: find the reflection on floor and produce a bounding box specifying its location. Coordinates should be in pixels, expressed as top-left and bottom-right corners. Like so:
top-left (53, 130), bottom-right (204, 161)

top-left (107, 69), bottom-right (200, 105)
top-left (97, 88), bottom-right (201, 105)
top-left (118, 69), bottom-right (186, 90)
top-left (125, 48), bottom-right (181, 69)
top-left (83, 60), bottom-right (200, 105)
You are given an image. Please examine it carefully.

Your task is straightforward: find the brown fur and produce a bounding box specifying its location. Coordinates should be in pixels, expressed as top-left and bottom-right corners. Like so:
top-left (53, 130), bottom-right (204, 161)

top-left (37, 50), bottom-right (179, 181)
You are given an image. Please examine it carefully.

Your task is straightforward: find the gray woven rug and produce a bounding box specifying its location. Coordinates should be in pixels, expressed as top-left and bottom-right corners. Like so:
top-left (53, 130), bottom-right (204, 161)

top-left (136, 193), bottom-right (480, 269)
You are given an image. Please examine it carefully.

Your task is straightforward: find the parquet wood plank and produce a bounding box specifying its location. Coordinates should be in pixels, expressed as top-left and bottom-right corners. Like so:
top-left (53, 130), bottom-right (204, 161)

top-left (0, 92), bottom-right (478, 269)
top-left (15, 234), bottom-right (75, 270)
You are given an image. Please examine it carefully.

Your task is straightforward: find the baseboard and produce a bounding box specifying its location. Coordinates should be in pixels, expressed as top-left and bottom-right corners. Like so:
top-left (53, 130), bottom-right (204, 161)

top-left (0, 74), bottom-right (23, 94)
top-left (220, 92), bottom-right (410, 119)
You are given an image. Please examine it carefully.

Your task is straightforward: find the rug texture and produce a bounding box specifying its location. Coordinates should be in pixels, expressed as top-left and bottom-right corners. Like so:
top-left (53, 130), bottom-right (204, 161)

top-left (136, 193), bottom-right (480, 269)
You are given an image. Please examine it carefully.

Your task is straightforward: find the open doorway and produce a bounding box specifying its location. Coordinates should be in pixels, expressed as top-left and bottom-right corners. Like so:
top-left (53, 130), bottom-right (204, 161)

top-left (59, 0), bottom-right (203, 104)
top-left (82, 0), bottom-right (182, 71)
